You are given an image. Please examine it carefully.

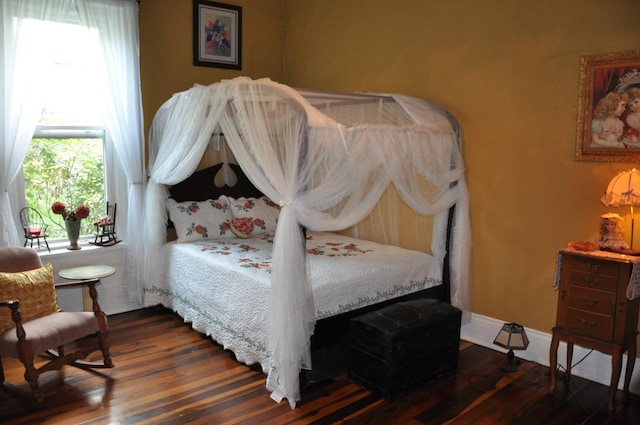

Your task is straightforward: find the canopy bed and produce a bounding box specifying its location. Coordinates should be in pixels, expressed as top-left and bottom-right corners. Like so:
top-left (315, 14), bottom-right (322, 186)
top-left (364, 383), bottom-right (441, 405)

top-left (142, 77), bottom-right (471, 408)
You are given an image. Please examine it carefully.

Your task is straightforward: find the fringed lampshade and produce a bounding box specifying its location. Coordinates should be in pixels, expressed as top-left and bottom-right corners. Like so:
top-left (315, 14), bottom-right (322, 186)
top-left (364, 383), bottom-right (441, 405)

top-left (601, 168), bottom-right (640, 249)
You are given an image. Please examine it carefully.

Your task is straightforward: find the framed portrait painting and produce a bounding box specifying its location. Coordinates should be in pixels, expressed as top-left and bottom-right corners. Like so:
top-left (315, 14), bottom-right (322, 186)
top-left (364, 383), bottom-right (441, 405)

top-left (575, 50), bottom-right (640, 162)
top-left (193, 0), bottom-right (242, 70)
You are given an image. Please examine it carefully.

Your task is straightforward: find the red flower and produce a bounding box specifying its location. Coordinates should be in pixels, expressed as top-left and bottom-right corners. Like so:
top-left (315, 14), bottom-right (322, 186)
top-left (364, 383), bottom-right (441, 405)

top-left (75, 205), bottom-right (90, 219)
top-left (51, 201), bottom-right (90, 220)
top-left (195, 225), bottom-right (206, 235)
top-left (51, 201), bottom-right (67, 215)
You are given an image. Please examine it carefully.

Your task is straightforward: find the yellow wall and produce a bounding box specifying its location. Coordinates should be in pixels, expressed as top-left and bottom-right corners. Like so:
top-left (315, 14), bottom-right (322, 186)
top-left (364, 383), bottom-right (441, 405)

top-left (281, 0), bottom-right (640, 335)
top-left (140, 1), bottom-right (640, 336)
top-left (139, 0), bottom-right (283, 137)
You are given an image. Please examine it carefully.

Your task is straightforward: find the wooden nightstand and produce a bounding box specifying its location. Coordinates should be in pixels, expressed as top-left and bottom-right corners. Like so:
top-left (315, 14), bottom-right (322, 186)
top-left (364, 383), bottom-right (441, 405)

top-left (549, 249), bottom-right (640, 412)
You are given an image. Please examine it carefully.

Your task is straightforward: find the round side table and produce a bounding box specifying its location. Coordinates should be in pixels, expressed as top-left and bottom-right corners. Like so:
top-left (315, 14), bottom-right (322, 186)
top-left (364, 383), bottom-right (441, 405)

top-left (59, 265), bottom-right (115, 311)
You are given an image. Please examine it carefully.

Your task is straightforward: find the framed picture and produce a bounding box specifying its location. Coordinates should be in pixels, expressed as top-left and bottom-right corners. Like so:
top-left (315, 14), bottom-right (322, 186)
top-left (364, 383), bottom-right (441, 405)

top-left (193, 0), bottom-right (242, 70)
top-left (575, 50), bottom-right (640, 162)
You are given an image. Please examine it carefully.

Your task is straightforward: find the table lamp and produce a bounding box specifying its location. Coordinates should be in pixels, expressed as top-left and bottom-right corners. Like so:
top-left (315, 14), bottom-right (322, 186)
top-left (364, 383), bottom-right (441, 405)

top-left (601, 168), bottom-right (640, 249)
top-left (493, 322), bottom-right (529, 373)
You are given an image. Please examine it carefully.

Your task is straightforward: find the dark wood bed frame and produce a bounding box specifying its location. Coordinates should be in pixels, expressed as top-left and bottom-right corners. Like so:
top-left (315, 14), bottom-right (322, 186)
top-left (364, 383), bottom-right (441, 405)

top-left (168, 162), bottom-right (455, 384)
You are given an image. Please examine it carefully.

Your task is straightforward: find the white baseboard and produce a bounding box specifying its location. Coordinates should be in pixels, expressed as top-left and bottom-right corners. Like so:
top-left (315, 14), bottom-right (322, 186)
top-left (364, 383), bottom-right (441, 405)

top-left (461, 313), bottom-right (640, 394)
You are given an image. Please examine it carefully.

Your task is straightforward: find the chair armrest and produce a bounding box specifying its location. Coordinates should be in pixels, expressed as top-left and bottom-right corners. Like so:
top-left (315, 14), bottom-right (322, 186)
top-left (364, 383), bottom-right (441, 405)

top-left (54, 278), bottom-right (101, 290)
top-left (0, 299), bottom-right (24, 331)
top-left (0, 299), bottom-right (19, 308)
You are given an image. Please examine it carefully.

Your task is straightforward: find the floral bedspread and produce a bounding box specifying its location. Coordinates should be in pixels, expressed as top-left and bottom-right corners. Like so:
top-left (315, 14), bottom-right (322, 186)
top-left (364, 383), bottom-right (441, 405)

top-left (143, 231), bottom-right (442, 372)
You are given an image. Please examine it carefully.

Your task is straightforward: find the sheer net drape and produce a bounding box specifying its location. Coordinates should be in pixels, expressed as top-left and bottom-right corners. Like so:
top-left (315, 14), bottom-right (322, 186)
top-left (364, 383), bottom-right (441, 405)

top-left (144, 77), bottom-right (471, 408)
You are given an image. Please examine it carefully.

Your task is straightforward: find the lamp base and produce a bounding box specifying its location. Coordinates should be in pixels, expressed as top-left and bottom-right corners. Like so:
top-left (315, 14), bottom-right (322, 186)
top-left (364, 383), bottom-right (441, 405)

top-left (501, 348), bottom-right (520, 373)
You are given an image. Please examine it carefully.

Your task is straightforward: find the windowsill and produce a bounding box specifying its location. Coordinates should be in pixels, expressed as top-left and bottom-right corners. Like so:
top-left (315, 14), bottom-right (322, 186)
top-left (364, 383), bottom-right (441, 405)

top-left (37, 238), bottom-right (126, 259)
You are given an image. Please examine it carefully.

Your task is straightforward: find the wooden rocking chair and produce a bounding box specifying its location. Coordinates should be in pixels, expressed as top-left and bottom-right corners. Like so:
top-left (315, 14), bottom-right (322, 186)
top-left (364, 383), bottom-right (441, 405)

top-left (0, 247), bottom-right (113, 402)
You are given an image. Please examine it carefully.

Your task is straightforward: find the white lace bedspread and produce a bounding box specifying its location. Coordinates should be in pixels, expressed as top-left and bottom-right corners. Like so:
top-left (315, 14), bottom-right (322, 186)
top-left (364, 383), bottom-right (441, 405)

top-left (143, 231), bottom-right (442, 372)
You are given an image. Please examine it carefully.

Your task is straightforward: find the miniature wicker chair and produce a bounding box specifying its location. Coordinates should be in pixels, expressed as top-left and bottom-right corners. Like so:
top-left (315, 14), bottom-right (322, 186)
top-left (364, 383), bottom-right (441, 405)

top-left (19, 207), bottom-right (50, 253)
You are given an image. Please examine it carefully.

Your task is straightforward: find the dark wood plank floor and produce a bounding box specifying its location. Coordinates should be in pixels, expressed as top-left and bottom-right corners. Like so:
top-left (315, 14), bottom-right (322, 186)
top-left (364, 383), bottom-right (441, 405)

top-left (1, 307), bottom-right (639, 424)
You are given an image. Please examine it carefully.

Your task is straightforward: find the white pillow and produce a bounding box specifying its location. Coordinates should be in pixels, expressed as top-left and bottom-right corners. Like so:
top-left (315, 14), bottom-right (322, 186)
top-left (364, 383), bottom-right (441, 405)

top-left (166, 197), bottom-right (232, 242)
top-left (225, 196), bottom-right (280, 235)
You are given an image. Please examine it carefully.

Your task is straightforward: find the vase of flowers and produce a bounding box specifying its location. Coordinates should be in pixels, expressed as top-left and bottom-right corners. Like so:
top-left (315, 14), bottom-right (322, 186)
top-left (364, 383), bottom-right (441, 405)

top-left (51, 201), bottom-right (90, 250)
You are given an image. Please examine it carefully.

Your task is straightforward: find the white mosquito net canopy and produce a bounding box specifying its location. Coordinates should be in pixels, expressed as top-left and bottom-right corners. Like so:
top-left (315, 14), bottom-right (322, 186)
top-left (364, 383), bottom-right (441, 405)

top-left (144, 76), bottom-right (470, 408)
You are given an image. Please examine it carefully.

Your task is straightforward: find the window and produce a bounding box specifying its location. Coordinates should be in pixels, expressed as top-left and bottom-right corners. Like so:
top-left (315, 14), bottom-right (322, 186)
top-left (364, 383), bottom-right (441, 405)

top-left (21, 20), bottom-right (113, 241)
top-left (24, 132), bottom-right (105, 239)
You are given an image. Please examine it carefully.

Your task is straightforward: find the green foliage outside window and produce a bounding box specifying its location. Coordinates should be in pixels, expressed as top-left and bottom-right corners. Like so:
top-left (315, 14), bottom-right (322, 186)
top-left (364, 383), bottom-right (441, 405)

top-left (24, 138), bottom-right (105, 239)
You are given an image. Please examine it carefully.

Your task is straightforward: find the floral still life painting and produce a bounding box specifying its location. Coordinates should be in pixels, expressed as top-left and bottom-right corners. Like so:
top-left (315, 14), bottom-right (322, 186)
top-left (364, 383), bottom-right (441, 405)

top-left (193, 0), bottom-right (242, 69)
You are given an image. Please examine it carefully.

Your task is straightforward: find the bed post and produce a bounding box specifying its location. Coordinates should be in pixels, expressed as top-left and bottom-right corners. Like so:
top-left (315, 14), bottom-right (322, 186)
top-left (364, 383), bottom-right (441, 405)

top-left (442, 105), bottom-right (462, 306)
top-left (442, 203), bottom-right (455, 304)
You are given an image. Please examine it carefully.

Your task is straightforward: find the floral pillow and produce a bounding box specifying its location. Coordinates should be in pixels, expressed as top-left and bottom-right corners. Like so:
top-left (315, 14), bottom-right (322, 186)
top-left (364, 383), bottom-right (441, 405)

top-left (0, 263), bottom-right (61, 334)
top-left (225, 196), bottom-right (280, 235)
top-left (166, 197), bottom-right (232, 242)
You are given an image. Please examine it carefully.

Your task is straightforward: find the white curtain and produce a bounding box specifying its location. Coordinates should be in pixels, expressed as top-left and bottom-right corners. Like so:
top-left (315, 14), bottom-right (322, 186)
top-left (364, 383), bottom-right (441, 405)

top-left (0, 0), bottom-right (145, 303)
top-left (0, 0), bottom-right (69, 247)
top-left (144, 77), bottom-right (471, 408)
top-left (76, 0), bottom-right (146, 303)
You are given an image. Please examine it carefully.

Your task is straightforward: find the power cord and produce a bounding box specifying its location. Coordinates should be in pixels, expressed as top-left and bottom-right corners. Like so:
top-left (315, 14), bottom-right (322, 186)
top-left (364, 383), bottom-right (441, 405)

top-left (554, 348), bottom-right (594, 378)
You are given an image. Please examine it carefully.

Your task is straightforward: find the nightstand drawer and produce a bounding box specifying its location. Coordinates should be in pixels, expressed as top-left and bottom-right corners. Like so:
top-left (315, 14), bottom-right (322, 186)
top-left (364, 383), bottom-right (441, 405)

top-left (566, 308), bottom-right (613, 340)
top-left (567, 286), bottom-right (616, 316)
top-left (568, 270), bottom-right (617, 293)
top-left (568, 256), bottom-right (619, 277)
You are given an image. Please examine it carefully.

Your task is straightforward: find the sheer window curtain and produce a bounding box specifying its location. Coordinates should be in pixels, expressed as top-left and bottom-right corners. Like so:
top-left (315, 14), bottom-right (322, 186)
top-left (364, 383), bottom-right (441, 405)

top-left (76, 0), bottom-right (146, 303)
top-left (0, 0), bottom-right (68, 247)
top-left (1, 0), bottom-right (146, 306)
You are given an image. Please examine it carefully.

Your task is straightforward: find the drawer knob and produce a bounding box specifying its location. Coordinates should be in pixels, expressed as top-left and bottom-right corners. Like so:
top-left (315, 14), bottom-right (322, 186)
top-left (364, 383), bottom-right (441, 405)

top-left (583, 297), bottom-right (599, 307)
top-left (587, 263), bottom-right (601, 271)
top-left (580, 319), bottom-right (597, 328)
top-left (618, 301), bottom-right (625, 312)
top-left (583, 277), bottom-right (600, 287)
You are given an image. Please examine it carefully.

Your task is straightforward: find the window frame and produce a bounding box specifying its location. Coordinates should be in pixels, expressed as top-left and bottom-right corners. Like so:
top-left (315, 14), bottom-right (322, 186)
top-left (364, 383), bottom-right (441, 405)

top-left (20, 124), bottom-right (124, 248)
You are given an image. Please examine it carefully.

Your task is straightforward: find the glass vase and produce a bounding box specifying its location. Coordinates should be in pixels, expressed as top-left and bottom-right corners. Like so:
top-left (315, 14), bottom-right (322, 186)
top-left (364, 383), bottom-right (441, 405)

top-left (65, 219), bottom-right (82, 250)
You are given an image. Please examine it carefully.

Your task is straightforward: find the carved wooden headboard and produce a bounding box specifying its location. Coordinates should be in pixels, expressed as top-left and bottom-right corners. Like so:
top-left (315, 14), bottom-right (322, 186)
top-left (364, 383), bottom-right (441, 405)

top-left (168, 163), bottom-right (263, 202)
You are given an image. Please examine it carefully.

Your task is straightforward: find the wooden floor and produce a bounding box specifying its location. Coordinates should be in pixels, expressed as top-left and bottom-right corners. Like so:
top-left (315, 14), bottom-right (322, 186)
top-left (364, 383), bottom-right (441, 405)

top-left (1, 308), bottom-right (640, 425)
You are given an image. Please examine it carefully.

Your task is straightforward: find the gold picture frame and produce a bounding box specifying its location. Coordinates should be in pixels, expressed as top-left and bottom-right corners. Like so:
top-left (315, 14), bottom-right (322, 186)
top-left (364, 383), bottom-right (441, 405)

top-left (575, 50), bottom-right (640, 162)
